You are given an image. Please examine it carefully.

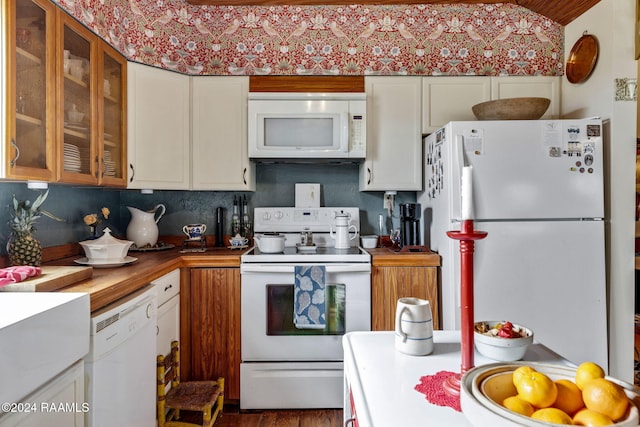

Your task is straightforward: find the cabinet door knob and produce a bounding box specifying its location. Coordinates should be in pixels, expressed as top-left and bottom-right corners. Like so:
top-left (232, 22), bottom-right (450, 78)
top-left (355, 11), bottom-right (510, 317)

top-left (129, 163), bottom-right (135, 182)
top-left (243, 167), bottom-right (247, 185)
top-left (367, 167), bottom-right (372, 185)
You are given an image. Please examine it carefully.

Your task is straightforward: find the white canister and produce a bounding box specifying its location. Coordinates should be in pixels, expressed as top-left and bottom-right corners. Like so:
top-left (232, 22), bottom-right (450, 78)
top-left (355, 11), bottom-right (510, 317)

top-left (395, 297), bottom-right (434, 356)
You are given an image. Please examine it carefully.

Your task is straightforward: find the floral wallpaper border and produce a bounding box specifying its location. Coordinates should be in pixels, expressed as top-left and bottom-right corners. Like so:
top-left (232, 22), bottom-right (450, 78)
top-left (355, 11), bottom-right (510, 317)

top-left (53, 0), bottom-right (564, 76)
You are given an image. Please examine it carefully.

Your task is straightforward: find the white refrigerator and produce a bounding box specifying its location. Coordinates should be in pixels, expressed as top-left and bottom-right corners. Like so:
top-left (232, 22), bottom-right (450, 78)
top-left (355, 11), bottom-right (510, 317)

top-left (418, 118), bottom-right (608, 369)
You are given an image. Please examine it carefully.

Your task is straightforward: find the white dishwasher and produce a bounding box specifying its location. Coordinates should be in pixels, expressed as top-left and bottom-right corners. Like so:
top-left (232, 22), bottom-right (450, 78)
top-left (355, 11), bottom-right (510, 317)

top-left (85, 284), bottom-right (157, 427)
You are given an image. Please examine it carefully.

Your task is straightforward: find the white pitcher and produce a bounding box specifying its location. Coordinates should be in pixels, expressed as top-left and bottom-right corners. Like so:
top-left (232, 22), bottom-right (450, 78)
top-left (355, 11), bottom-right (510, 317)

top-left (395, 297), bottom-right (434, 356)
top-left (126, 204), bottom-right (166, 248)
top-left (329, 212), bottom-right (358, 249)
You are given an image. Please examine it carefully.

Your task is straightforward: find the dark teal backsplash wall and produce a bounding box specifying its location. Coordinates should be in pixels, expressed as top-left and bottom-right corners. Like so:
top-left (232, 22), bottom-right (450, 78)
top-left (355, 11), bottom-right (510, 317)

top-left (1, 163), bottom-right (416, 253)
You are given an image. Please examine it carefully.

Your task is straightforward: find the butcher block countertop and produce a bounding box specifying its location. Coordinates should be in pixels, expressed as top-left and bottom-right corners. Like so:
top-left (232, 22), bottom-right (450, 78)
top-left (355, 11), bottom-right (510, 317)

top-left (367, 247), bottom-right (441, 267)
top-left (41, 246), bottom-right (440, 312)
top-left (47, 247), bottom-right (244, 312)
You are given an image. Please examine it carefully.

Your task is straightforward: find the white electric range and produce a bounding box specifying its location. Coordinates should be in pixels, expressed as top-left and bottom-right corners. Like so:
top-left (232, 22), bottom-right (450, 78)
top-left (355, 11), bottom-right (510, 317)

top-left (240, 207), bottom-right (371, 409)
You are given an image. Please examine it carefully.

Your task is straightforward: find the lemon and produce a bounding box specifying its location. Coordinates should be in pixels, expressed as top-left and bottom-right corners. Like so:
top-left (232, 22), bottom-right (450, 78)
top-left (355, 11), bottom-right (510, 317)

top-left (514, 370), bottom-right (558, 408)
top-left (554, 378), bottom-right (585, 415)
top-left (575, 361), bottom-right (605, 391)
top-left (512, 366), bottom-right (537, 389)
top-left (503, 395), bottom-right (535, 416)
top-left (531, 407), bottom-right (574, 424)
top-left (572, 408), bottom-right (614, 426)
top-left (582, 378), bottom-right (629, 421)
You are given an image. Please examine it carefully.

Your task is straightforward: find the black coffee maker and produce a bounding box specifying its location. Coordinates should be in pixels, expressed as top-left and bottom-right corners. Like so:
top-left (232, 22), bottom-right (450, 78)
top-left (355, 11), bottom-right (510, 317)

top-left (400, 203), bottom-right (421, 248)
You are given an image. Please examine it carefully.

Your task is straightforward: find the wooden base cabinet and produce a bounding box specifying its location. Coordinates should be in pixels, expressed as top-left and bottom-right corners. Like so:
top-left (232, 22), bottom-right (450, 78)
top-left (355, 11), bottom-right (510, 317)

top-left (183, 267), bottom-right (241, 401)
top-left (371, 265), bottom-right (440, 331)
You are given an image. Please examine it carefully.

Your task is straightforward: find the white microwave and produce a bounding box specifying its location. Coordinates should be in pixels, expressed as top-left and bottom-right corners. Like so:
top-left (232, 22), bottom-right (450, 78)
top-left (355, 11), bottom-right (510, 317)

top-left (248, 92), bottom-right (366, 160)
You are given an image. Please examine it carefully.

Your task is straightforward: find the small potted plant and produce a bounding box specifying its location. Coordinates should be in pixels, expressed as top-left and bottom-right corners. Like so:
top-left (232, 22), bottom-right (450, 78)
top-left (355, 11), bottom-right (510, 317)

top-left (7, 190), bottom-right (62, 266)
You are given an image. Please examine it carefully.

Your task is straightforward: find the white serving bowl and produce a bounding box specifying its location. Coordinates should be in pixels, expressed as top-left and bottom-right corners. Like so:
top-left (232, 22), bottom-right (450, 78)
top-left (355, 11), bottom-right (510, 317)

top-left (361, 235), bottom-right (378, 249)
top-left (79, 227), bottom-right (133, 263)
top-left (474, 321), bottom-right (534, 362)
top-left (461, 363), bottom-right (639, 427)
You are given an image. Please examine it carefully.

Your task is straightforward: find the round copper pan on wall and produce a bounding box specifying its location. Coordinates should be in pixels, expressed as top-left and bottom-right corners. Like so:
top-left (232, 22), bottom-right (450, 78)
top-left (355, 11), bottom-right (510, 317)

top-left (566, 32), bottom-right (599, 84)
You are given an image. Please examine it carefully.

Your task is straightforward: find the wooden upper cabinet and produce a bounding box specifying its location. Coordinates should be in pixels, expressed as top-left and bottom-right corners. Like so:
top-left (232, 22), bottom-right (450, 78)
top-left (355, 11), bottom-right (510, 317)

top-left (56, 10), bottom-right (127, 186)
top-left (97, 43), bottom-right (127, 186)
top-left (56, 12), bottom-right (97, 184)
top-left (2, 1), bottom-right (126, 186)
top-left (3, 0), bottom-right (57, 181)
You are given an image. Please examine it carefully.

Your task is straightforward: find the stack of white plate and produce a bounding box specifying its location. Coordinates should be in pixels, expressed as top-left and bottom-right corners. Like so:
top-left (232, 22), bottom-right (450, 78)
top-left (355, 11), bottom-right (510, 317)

top-left (63, 143), bottom-right (82, 172)
top-left (104, 150), bottom-right (116, 176)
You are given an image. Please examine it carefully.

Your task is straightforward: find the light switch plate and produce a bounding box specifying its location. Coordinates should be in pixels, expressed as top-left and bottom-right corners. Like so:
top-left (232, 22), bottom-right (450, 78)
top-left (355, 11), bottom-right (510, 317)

top-left (295, 183), bottom-right (321, 208)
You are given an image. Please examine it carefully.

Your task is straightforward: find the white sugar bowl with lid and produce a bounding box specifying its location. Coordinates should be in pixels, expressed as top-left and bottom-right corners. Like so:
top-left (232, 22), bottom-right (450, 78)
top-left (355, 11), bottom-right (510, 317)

top-left (79, 227), bottom-right (133, 263)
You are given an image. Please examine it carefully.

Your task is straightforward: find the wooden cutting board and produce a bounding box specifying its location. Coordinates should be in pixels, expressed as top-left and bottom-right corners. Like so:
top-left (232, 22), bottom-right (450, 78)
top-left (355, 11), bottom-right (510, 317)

top-left (0, 266), bottom-right (93, 292)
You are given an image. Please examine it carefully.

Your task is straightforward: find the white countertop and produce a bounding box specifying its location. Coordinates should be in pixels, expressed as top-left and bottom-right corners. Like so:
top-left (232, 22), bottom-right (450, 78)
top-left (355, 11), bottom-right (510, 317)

top-left (0, 292), bottom-right (90, 404)
top-left (343, 331), bottom-right (569, 427)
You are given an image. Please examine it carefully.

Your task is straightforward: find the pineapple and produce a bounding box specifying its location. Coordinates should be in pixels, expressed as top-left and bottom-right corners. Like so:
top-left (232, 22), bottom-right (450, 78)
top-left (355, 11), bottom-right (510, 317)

top-left (7, 190), bottom-right (51, 266)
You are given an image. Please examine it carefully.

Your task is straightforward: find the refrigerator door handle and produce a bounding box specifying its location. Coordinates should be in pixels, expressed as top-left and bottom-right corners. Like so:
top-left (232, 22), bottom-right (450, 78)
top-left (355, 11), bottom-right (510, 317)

top-left (453, 134), bottom-right (467, 221)
top-left (455, 134), bottom-right (467, 169)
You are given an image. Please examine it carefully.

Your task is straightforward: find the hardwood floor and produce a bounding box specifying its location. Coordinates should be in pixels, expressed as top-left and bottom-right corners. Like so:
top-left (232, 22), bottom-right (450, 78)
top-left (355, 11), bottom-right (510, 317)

top-left (215, 406), bottom-right (344, 427)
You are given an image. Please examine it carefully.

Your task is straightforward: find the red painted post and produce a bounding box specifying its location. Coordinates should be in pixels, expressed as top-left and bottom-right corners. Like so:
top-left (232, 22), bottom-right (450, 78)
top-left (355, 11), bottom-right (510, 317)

top-left (443, 220), bottom-right (487, 397)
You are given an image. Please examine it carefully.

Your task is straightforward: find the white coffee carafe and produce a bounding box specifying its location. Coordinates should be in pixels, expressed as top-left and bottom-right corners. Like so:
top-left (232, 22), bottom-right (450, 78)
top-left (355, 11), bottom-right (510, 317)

top-left (329, 212), bottom-right (358, 249)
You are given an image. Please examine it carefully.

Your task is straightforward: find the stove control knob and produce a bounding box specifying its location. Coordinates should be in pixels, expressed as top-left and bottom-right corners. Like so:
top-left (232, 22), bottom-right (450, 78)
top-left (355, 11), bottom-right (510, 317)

top-left (262, 212), bottom-right (271, 221)
top-left (274, 211), bottom-right (284, 220)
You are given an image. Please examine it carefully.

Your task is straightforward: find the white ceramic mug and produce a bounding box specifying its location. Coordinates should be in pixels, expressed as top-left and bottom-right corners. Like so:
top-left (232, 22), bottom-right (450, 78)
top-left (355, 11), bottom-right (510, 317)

top-left (395, 297), bottom-right (434, 356)
top-left (183, 223), bottom-right (206, 240)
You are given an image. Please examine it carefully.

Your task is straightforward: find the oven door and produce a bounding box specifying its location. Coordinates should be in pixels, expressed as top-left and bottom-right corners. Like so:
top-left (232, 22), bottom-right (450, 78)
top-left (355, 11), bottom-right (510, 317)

top-left (240, 263), bottom-right (371, 361)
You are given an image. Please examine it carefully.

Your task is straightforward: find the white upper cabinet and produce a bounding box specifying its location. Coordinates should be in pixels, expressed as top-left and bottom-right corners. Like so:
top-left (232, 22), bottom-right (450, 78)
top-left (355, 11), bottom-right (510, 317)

top-left (128, 65), bottom-right (254, 191)
top-left (360, 76), bottom-right (423, 191)
top-left (421, 76), bottom-right (561, 134)
top-left (491, 76), bottom-right (560, 119)
top-left (191, 76), bottom-right (254, 191)
top-left (127, 62), bottom-right (190, 190)
top-left (422, 76), bottom-right (491, 134)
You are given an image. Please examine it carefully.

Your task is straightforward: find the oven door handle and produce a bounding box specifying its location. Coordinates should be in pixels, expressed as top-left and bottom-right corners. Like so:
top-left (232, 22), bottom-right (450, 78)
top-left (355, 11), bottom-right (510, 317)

top-left (241, 264), bottom-right (371, 274)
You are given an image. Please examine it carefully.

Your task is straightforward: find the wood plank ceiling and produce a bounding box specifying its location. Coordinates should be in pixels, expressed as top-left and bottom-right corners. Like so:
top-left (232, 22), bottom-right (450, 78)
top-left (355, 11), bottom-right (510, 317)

top-left (185, 0), bottom-right (601, 26)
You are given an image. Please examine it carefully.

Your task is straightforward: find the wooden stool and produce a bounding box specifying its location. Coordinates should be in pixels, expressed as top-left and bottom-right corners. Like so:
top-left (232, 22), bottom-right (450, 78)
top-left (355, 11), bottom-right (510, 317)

top-left (157, 341), bottom-right (224, 427)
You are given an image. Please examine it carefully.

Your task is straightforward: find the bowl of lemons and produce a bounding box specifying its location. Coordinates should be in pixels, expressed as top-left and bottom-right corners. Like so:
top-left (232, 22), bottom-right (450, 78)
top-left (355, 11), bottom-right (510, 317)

top-left (461, 361), bottom-right (639, 426)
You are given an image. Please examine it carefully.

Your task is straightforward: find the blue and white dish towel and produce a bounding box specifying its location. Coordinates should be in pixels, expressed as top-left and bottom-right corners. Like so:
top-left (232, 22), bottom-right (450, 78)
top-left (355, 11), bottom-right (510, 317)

top-left (294, 265), bottom-right (326, 329)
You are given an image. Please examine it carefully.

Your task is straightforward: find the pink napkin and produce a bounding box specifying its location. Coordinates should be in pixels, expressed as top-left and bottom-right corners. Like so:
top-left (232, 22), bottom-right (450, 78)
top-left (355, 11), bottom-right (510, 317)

top-left (0, 266), bottom-right (42, 287)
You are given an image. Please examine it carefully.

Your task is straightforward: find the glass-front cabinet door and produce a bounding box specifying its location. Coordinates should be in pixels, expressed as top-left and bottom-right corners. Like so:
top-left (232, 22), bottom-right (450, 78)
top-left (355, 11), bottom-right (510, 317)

top-left (57, 11), bottom-right (96, 184)
top-left (5, 0), bottom-right (56, 180)
top-left (99, 43), bottom-right (126, 186)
